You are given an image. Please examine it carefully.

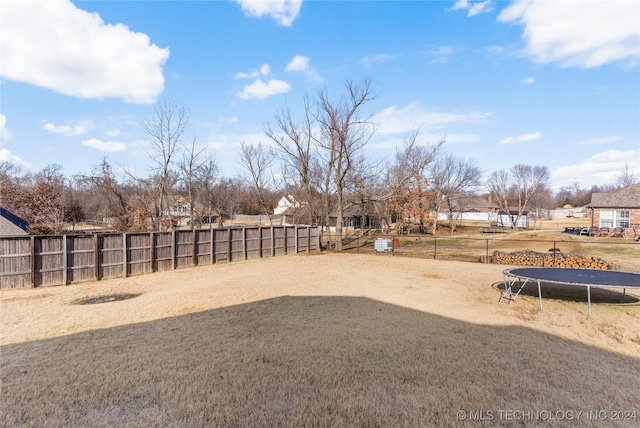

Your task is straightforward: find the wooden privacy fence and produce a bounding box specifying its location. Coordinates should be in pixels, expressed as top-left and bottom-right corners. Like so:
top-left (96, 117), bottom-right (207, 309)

top-left (0, 226), bottom-right (319, 289)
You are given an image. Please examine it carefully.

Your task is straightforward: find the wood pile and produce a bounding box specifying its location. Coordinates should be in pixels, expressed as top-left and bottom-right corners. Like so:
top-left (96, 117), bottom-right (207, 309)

top-left (491, 250), bottom-right (611, 270)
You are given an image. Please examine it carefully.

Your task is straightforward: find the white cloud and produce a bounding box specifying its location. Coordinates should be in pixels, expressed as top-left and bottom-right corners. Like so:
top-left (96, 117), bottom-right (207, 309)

top-left (0, 114), bottom-right (12, 144)
top-left (498, 0), bottom-right (640, 68)
top-left (43, 121), bottom-right (94, 136)
top-left (373, 103), bottom-right (491, 135)
top-left (81, 138), bottom-right (127, 152)
top-left (286, 55), bottom-right (309, 72)
top-left (237, 79), bottom-right (291, 100)
top-left (285, 55), bottom-right (322, 82)
top-left (427, 46), bottom-right (456, 64)
top-left (451, 0), bottom-right (494, 17)
top-left (234, 0), bottom-right (302, 26)
top-left (498, 131), bottom-right (541, 145)
top-left (520, 77), bottom-right (535, 84)
top-left (360, 54), bottom-right (394, 68)
top-left (0, 0), bottom-right (169, 103)
top-left (552, 149), bottom-right (640, 189)
top-left (219, 116), bottom-right (239, 124)
top-left (578, 136), bottom-right (622, 145)
top-left (0, 148), bottom-right (29, 169)
top-left (235, 63), bottom-right (271, 79)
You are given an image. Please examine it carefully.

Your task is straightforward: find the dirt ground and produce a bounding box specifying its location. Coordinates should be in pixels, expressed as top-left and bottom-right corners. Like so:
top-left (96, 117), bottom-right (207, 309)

top-left (2, 253), bottom-right (640, 426)
top-left (2, 252), bottom-right (639, 357)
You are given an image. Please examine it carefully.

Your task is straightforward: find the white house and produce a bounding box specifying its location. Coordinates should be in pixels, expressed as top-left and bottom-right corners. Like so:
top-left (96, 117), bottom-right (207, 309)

top-left (273, 195), bottom-right (299, 215)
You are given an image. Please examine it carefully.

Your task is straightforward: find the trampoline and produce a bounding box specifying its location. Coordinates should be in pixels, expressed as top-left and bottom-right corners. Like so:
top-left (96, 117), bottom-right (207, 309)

top-left (500, 267), bottom-right (640, 315)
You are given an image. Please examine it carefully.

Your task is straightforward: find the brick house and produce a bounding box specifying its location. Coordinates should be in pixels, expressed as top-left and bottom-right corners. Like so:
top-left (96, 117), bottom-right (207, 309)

top-left (586, 182), bottom-right (640, 230)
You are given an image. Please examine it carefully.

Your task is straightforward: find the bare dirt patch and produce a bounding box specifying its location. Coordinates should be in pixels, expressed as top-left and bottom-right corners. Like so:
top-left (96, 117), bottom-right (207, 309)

top-left (71, 293), bottom-right (142, 305)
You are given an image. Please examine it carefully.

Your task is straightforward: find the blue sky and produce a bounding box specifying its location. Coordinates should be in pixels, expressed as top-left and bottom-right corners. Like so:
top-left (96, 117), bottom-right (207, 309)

top-left (1, 0), bottom-right (639, 191)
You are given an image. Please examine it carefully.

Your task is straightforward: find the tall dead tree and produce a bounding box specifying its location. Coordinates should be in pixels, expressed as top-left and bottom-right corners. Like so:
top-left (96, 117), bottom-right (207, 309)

top-left (264, 96), bottom-right (318, 225)
top-left (487, 164), bottom-right (550, 228)
top-left (144, 96), bottom-right (190, 230)
top-left (179, 137), bottom-right (207, 229)
top-left (430, 154), bottom-right (483, 234)
top-left (239, 142), bottom-right (275, 225)
top-left (315, 79), bottom-right (376, 250)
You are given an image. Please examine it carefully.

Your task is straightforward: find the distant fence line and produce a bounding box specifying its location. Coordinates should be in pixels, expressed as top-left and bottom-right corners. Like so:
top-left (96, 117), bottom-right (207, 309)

top-left (341, 235), bottom-right (640, 273)
top-left (0, 226), bottom-right (319, 289)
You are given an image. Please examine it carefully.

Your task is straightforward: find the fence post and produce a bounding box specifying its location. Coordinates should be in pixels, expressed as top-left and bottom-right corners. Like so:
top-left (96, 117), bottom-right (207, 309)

top-left (94, 233), bottom-right (99, 280)
top-left (150, 232), bottom-right (156, 273)
top-left (307, 226), bottom-right (311, 253)
top-left (227, 229), bottom-right (232, 262)
top-left (485, 239), bottom-right (489, 264)
top-left (283, 227), bottom-right (288, 255)
top-left (295, 227), bottom-right (299, 254)
top-left (123, 233), bottom-right (128, 277)
top-left (30, 235), bottom-right (35, 287)
top-left (434, 237), bottom-right (437, 260)
top-left (210, 229), bottom-right (215, 264)
top-left (192, 229), bottom-right (198, 266)
top-left (62, 235), bottom-right (68, 286)
top-left (271, 227), bottom-right (275, 258)
top-left (243, 228), bottom-right (247, 260)
top-left (172, 229), bottom-right (177, 269)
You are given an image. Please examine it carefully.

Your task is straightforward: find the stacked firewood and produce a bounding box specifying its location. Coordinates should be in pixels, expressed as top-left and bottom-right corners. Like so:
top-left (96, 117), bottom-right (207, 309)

top-left (491, 250), bottom-right (611, 270)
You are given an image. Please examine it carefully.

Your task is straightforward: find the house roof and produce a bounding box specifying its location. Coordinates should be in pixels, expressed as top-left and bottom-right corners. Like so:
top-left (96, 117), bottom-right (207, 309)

top-left (0, 207), bottom-right (29, 236)
top-left (586, 183), bottom-right (640, 208)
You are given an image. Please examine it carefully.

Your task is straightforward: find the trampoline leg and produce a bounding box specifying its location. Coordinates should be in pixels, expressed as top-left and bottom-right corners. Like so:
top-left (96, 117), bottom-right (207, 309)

top-left (587, 286), bottom-right (592, 316)
top-left (537, 280), bottom-right (543, 310)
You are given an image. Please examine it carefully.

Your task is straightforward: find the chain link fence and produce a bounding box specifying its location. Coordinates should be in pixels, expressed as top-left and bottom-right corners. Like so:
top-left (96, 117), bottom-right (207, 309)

top-left (339, 235), bottom-right (640, 273)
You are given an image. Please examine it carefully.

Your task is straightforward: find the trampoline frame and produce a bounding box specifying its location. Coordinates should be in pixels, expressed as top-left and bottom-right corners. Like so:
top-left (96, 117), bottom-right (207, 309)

top-left (500, 267), bottom-right (640, 315)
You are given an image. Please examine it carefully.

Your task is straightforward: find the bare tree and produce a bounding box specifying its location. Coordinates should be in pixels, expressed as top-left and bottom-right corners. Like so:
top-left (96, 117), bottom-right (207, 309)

top-left (210, 178), bottom-right (240, 227)
top-left (194, 156), bottom-right (219, 227)
top-left (239, 142), bottom-right (275, 225)
top-left (431, 154), bottom-right (483, 233)
top-left (27, 164), bottom-right (66, 234)
top-left (614, 162), bottom-right (638, 189)
top-left (179, 137), bottom-right (207, 229)
top-left (144, 96), bottom-right (191, 229)
top-left (265, 96), bottom-right (318, 225)
top-left (487, 164), bottom-right (550, 228)
top-left (314, 79), bottom-right (377, 250)
top-left (358, 131), bottom-right (443, 234)
top-left (77, 158), bottom-right (130, 228)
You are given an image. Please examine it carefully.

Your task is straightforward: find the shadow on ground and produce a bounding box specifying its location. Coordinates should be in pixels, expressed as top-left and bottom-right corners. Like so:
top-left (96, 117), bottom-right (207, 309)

top-left (2, 296), bottom-right (639, 427)
top-left (492, 280), bottom-right (640, 306)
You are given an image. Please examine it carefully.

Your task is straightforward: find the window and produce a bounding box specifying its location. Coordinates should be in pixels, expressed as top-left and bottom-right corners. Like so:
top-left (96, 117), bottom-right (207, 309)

top-left (599, 209), bottom-right (630, 228)
top-left (616, 210), bottom-right (630, 228)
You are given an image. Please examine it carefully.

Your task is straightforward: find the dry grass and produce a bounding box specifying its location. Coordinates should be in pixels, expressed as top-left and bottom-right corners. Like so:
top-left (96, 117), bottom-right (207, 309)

top-left (2, 253), bottom-right (639, 427)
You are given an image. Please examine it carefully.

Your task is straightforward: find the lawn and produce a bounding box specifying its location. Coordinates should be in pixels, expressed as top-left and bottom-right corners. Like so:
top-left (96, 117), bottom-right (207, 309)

top-left (2, 253), bottom-right (639, 426)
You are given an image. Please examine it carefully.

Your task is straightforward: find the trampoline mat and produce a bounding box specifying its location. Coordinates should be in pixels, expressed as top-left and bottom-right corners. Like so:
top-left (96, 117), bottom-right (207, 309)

top-left (506, 268), bottom-right (640, 289)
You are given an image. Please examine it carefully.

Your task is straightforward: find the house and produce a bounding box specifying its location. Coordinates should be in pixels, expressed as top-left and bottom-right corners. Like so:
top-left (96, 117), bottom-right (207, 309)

top-left (273, 195), bottom-right (299, 215)
top-left (0, 207), bottom-right (29, 236)
top-left (436, 195), bottom-right (501, 223)
top-left (586, 182), bottom-right (640, 230)
top-left (163, 196), bottom-right (194, 227)
top-left (497, 210), bottom-right (530, 228)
